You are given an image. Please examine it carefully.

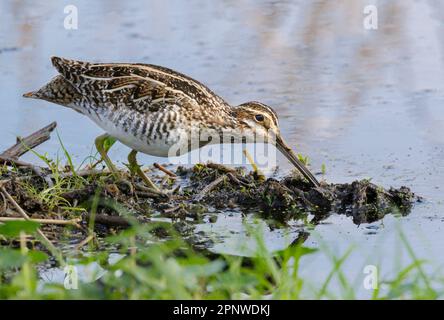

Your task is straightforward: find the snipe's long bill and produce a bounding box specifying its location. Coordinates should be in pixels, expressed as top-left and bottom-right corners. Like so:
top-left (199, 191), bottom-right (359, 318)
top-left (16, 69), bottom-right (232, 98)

top-left (23, 56), bottom-right (320, 188)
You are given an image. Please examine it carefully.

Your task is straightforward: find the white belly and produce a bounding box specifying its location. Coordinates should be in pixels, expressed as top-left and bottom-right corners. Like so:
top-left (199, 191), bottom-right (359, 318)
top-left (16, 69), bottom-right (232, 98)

top-left (87, 111), bottom-right (188, 157)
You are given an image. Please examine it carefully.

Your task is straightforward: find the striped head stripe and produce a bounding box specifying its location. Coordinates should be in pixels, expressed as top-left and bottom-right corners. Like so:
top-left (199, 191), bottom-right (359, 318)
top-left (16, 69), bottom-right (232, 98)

top-left (237, 101), bottom-right (279, 126)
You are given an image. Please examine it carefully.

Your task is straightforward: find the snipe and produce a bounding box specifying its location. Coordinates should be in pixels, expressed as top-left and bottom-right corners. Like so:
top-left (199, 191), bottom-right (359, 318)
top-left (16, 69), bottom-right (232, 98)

top-left (24, 57), bottom-right (320, 189)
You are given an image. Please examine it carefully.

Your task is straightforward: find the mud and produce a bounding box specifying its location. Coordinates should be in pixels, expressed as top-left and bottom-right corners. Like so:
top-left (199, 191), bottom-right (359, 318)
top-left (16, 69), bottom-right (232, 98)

top-left (0, 162), bottom-right (418, 249)
top-left (179, 164), bottom-right (418, 225)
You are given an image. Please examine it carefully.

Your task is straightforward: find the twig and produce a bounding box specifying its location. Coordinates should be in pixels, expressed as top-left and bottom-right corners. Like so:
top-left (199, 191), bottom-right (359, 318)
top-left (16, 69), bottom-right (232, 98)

top-left (163, 205), bottom-right (182, 214)
top-left (243, 149), bottom-right (264, 177)
top-left (194, 175), bottom-right (227, 201)
top-left (1, 122), bottom-right (57, 158)
top-left (207, 163), bottom-right (237, 174)
top-left (85, 213), bottom-right (132, 228)
top-left (0, 191), bottom-right (7, 214)
top-left (0, 216), bottom-right (82, 228)
top-left (226, 172), bottom-right (254, 187)
top-left (153, 163), bottom-right (177, 177)
top-left (134, 183), bottom-right (169, 199)
top-left (135, 191), bottom-right (166, 199)
top-left (0, 155), bottom-right (37, 168)
top-left (0, 186), bottom-right (60, 257)
top-left (74, 234), bottom-right (95, 250)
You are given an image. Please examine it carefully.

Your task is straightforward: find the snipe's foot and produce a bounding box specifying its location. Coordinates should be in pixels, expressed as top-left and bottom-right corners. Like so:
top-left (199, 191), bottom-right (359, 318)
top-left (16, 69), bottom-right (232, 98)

top-left (127, 150), bottom-right (161, 193)
top-left (95, 133), bottom-right (118, 173)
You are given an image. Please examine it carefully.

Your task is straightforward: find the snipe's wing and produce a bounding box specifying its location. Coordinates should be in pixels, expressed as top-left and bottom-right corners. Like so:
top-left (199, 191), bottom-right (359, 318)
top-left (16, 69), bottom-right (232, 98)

top-left (50, 56), bottom-right (231, 115)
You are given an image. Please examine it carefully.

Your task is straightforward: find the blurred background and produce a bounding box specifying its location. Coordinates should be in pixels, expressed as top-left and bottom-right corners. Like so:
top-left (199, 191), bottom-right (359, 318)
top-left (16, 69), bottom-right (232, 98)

top-left (1, 0), bottom-right (444, 297)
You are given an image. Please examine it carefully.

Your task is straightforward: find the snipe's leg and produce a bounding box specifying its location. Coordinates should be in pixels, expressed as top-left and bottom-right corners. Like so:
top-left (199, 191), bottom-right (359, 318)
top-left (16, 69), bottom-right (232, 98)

top-left (127, 150), bottom-right (160, 191)
top-left (95, 133), bottom-right (117, 173)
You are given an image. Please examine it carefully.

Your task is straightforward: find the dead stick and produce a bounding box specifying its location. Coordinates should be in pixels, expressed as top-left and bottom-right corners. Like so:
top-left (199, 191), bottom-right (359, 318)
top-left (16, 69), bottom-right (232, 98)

top-left (243, 149), bottom-right (264, 176)
top-left (163, 205), bottom-right (181, 214)
top-left (194, 175), bottom-right (227, 201)
top-left (0, 217), bottom-right (81, 228)
top-left (226, 172), bottom-right (253, 187)
top-left (153, 163), bottom-right (177, 177)
top-left (85, 213), bottom-right (132, 228)
top-left (0, 155), bottom-right (37, 167)
top-left (207, 163), bottom-right (237, 174)
top-left (0, 192), bottom-right (7, 214)
top-left (74, 234), bottom-right (95, 250)
top-left (135, 183), bottom-right (168, 198)
top-left (1, 122), bottom-right (57, 158)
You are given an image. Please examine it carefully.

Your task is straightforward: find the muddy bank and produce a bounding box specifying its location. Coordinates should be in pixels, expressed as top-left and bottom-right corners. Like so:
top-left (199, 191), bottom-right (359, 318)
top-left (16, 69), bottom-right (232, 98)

top-left (178, 163), bottom-right (417, 224)
top-left (0, 161), bottom-right (418, 244)
top-left (0, 123), bottom-right (419, 250)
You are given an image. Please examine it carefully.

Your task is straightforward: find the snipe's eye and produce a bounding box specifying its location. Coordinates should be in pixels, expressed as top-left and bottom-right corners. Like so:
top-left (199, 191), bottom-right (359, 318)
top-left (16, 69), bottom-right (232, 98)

top-left (255, 114), bottom-right (265, 122)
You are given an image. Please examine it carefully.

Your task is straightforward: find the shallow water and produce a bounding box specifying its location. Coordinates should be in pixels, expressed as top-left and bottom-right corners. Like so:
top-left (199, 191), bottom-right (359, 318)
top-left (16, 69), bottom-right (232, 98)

top-left (1, 0), bottom-right (444, 297)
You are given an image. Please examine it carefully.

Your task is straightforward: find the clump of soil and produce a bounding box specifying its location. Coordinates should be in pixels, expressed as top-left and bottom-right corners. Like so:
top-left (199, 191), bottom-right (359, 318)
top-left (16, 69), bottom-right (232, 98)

top-left (0, 162), bottom-right (418, 248)
top-left (179, 164), bottom-right (418, 224)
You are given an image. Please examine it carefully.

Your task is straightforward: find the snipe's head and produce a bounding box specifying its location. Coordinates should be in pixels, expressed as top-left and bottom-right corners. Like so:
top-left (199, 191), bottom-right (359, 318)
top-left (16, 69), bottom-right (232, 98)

top-left (234, 101), bottom-right (320, 187)
top-left (23, 75), bottom-right (81, 108)
top-left (234, 101), bottom-right (281, 141)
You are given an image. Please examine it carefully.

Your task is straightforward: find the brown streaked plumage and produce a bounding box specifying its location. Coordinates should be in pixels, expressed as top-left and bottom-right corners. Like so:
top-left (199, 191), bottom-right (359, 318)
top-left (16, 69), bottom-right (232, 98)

top-left (23, 56), bottom-right (320, 187)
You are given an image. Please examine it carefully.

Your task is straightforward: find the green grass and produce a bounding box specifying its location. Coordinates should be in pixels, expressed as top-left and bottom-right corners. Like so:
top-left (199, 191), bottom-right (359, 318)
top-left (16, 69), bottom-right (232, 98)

top-left (0, 215), bottom-right (442, 299)
top-left (17, 137), bottom-right (106, 213)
